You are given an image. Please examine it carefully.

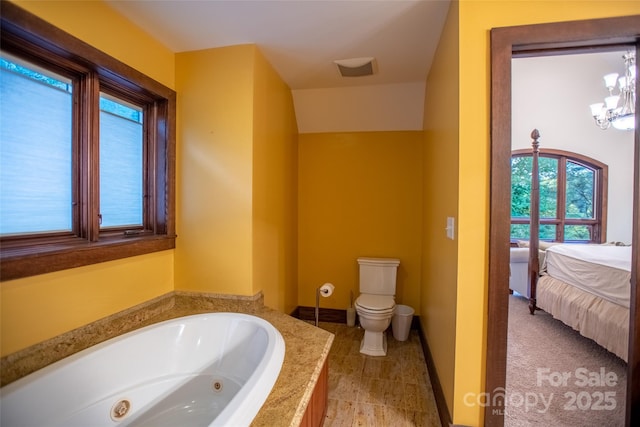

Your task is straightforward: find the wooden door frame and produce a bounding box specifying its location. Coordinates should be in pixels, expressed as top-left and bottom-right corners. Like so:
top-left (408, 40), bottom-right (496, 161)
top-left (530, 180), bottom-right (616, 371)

top-left (487, 16), bottom-right (640, 427)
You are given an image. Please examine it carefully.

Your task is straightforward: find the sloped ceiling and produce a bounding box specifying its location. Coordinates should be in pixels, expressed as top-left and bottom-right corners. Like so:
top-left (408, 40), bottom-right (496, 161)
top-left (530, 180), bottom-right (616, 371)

top-left (105, 0), bottom-right (451, 133)
top-left (104, 2), bottom-right (630, 135)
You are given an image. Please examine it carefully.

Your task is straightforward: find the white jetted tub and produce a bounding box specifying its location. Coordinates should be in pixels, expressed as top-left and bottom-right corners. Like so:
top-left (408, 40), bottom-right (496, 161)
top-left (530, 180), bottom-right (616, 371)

top-left (0, 313), bottom-right (285, 427)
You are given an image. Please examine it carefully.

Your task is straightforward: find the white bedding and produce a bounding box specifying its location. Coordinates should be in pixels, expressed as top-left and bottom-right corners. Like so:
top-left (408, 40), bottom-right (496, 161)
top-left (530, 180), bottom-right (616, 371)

top-left (544, 244), bottom-right (631, 308)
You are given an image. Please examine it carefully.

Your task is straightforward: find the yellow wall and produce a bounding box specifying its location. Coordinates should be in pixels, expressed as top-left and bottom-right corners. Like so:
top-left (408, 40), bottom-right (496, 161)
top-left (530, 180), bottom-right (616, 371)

top-left (421, 0), bottom-right (459, 416)
top-left (174, 45), bottom-right (299, 312)
top-left (429, 1), bottom-right (640, 425)
top-left (12, 0), bottom-right (174, 89)
top-left (1, 252), bottom-right (173, 356)
top-left (0, 0), bottom-right (176, 357)
top-left (174, 45), bottom-right (254, 296)
top-left (298, 132), bottom-right (423, 312)
top-left (252, 49), bottom-right (299, 313)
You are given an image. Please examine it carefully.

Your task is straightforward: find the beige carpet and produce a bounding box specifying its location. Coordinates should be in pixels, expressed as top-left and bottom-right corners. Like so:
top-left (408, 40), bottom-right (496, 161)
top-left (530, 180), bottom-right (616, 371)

top-left (505, 294), bottom-right (627, 426)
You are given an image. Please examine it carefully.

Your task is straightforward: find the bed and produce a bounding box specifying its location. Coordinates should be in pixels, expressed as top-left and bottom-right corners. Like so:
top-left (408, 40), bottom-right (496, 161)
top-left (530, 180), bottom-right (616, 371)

top-left (536, 244), bottom-right (631, 361)
top-left (525, 129), bottom-right (631, 362)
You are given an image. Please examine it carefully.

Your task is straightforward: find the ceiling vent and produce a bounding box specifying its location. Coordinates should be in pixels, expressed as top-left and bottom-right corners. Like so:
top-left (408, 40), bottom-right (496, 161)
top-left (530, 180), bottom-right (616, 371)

top-left (334, 57), bottom-right (376, 77)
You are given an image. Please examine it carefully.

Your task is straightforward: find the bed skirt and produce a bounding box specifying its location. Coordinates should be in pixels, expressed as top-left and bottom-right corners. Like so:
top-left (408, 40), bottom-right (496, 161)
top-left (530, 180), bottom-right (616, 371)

top-left (537, 275), bottom-right (629, 362)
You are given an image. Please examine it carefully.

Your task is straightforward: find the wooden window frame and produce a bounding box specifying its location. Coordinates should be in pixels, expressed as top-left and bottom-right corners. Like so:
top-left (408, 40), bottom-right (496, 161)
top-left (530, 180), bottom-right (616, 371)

top-left (0, 3), bottom-right (176, 281)
top-left (510, 148), bottom-right (607, 243)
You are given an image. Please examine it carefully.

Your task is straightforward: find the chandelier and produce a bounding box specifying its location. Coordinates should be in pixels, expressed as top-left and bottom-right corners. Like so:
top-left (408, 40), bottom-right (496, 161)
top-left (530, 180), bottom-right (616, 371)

top-left (589, 51), bottom-right (636, 131)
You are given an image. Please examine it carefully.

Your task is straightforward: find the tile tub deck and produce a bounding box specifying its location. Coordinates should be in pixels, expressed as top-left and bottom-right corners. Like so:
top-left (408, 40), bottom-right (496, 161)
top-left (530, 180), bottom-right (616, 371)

top-left (0, 292), bottom-right (334, 427)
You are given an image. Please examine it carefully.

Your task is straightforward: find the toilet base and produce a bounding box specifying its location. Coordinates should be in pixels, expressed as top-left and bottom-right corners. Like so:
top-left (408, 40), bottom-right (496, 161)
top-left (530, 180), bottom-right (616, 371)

top-left (359, 330), bottom-right (387, 356)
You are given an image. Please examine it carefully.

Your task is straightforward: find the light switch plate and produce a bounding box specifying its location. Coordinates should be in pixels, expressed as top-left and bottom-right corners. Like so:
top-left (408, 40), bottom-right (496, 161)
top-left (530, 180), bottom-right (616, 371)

top-left (446, 217), bottom-right (455, 240)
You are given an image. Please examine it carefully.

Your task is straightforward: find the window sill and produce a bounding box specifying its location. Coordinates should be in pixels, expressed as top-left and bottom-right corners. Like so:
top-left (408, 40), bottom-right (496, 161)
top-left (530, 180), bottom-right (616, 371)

top-left (0, 234), bottom-right (176, 281)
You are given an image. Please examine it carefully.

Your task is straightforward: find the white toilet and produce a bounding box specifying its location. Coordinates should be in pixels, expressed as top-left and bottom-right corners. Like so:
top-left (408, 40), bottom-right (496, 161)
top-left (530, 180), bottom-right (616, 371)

top-left (354, 257), bottom-right (400, 356)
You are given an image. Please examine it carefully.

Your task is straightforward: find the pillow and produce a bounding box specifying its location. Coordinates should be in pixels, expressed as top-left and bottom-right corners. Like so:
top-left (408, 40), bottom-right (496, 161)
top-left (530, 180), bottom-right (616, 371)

top-left (601, 241), bottom-right (630, 246)
top-left (516, 240), bottom-right (560, 251)
top-left (539, 241), bottom-right (561, 251)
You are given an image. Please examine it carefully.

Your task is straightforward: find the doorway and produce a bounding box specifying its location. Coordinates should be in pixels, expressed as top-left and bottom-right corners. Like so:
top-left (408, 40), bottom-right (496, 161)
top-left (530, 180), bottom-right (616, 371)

top-left (486, 16), bottom-right (640, 427)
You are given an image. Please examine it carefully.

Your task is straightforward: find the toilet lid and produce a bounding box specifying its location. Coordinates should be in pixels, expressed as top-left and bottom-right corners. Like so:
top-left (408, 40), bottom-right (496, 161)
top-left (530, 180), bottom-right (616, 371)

top-left (355, 294), bottom-right (395, 311)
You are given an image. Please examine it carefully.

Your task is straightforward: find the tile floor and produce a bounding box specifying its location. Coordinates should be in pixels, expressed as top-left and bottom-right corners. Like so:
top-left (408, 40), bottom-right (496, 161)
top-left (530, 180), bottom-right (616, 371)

top-left (315, 322), bottom-right (441, 427)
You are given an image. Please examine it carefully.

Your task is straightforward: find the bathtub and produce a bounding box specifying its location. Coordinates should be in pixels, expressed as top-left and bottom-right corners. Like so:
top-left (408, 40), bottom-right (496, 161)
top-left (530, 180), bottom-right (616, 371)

top-left (0, 313), bottom-right (285, 427)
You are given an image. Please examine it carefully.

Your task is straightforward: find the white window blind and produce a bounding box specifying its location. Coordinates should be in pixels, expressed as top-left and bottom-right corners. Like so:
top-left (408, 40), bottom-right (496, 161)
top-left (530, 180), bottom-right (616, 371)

top-left (99, 94), bottom-right (143, 229)
top-left (0, 55), bottom-right (73, 235)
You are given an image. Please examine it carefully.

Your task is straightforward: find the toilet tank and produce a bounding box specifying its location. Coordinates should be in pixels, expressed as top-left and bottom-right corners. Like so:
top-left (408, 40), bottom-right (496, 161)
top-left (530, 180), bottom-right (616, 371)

top-left (358, 257), bottom-right (400, 295)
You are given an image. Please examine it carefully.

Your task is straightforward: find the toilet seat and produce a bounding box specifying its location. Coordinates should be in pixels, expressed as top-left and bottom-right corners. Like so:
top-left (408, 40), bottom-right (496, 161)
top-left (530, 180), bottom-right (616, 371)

top-left (355, 294), bottom-right (395, 313)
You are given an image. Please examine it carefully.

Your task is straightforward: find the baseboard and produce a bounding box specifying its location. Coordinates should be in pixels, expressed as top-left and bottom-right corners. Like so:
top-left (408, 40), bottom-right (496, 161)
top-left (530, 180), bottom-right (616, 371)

top-left (294, 306), bottom-right (421, 330)
top-left (296, 306), bottom-right (350, 323)
top-left (418, 324), bottom-right (453, 427)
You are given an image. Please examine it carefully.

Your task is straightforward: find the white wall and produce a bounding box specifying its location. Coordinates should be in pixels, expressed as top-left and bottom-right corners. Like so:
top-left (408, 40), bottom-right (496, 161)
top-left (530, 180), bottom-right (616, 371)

top-left (512, 51), bottom-right (634, 243)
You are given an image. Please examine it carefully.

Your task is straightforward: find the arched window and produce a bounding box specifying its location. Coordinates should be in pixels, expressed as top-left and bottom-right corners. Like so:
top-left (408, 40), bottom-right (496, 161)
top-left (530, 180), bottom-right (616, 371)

top-left (511, 149), bottom-right (607, 243)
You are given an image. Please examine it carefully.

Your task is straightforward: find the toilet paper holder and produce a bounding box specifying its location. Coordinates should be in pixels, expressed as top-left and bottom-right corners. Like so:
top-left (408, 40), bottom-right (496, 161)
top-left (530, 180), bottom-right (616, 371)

top-left (315, 283), bottom-right (335, 327)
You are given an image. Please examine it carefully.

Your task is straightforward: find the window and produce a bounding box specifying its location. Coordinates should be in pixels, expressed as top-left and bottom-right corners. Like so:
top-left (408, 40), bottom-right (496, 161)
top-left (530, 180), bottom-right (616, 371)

top-left (0, 3), bottom-right (176, 281)
top-left (510, 149), bottom-right (607, 243)
top-left (1, 55), bottom-right (74, 235)
top-left (99, 93), bottom-right (144, 229)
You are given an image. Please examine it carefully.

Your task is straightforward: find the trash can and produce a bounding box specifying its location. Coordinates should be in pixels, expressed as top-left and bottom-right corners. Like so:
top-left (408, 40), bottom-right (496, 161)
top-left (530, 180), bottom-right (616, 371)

top-left (392, 305), bottom-right (414, 341)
